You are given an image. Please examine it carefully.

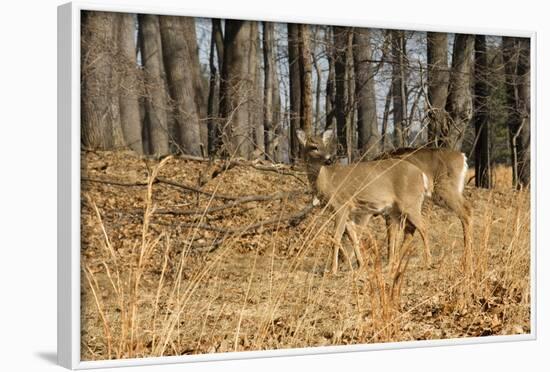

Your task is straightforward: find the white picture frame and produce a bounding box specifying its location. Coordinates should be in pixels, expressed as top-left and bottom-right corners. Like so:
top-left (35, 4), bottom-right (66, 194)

top-left (58, 1), bottom-right (537, 369)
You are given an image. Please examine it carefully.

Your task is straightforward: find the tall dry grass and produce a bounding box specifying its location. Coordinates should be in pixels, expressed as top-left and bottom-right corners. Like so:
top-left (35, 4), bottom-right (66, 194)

top-left (82, 162), bottom-right (531, 360)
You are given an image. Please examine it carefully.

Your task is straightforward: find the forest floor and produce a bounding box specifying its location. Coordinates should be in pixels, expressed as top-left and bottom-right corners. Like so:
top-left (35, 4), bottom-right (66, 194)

top-left (80, 151), bottom-right (531, 361)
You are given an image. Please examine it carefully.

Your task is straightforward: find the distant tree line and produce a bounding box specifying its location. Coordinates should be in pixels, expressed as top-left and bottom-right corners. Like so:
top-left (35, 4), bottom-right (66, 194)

top-left (81, 11), bottom-right (531, 189)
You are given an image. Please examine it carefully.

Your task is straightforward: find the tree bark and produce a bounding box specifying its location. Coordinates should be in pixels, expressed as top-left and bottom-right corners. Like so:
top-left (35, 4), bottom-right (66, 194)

top-left (391, 30), bottom-right (407, 148)
top-left (444, 34), bottom-right (475, 150)
top-left (473, 35), bottom-right (491, 188)
top-left (116, 13), bottom-right (143, 154)
top-left (181, 18), bottom-right (207, 155)
top-left (81, 11), bottom-right (119, 150)
top-left (220, 20), bottom-right (254, 159)
top-left (503, 37), bottom-right (530, 189)
top-left (353, 28), bottom-right (380, 157)
top-left (426, 32), bottom-right (449, 147)
top-left (207, 20), bottom-right (220, 156)
top-left (138, 14), bottom-right (170, 156)
top-left (207, 19), bottom-right (224, 156)
top-left (287, 23), bottom-right (301, 162)
top-left (325, 27), bottom-right (336, 130)
top-left (159, 16), bottom-right (202, 156)
top-left (333, 26), bottom-right (350, 156)
top-left (248, 22), bottom-right (264, 157)
top-left (298, 24), bottom-right (313, 136)
top-left (263, 22), bottom-right (275, 159)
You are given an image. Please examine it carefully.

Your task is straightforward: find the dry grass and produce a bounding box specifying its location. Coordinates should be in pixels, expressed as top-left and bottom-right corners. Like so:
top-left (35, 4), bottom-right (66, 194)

top-left (80, 151), bottom-right (531, 360)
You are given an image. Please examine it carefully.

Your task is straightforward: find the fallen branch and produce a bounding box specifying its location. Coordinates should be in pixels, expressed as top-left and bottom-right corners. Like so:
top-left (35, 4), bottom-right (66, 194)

top-left (157, 202), bottom-right (315, 252)
top-left (82, 176), bottom-right (240, 201)
top-left (155, 191), bottom-right (299, 216)
top-left (156, 177), bottom-right (238, 201)
top-left (82, 177), bottom-right (148, 187)
top-left (194, 158), bottom-right (307, 187)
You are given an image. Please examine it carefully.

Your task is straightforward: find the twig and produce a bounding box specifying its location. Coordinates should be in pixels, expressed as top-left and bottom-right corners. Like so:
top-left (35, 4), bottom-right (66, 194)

top-left (155, 191), bottom-right (298, 216)
top-left (82, 176), bottom-right (241, 201)
top-left (156, 177), bottom-right (238, 201)
top-left (156, 203), bottom-right (315, 252)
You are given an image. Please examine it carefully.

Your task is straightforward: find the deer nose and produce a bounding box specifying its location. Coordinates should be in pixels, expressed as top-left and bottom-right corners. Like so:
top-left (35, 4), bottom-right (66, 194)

top-left (324, 155), bottom-right (334, 165)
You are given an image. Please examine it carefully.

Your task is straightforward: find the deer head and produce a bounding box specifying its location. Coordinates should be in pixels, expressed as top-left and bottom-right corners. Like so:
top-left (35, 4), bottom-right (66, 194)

top-left (296, 129), bottom-right (338, 166)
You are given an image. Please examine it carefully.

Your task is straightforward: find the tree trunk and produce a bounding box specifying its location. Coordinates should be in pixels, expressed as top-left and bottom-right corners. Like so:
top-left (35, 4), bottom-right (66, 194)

top-left (263, 22), bottom-right (275, 159)
top-left (138, 14), bottom-right (170, 156)
top-left (207, 20), bottom-right (220, 156)
top-left (353, 28), bottom-right (379, 157)
top-left (391, 30), bottom-right (407, 148)
top-left (333, 26), bottom-right (349, 157)
top-left (272, 32), bottom-right (283, 162)
top-left (81, 11), bottom-right (119, 150)
top-left (473, 35), bottom-right (491, 188)
top-left (503, 37), bottom-right (530, 189)
top-left (287, 23), bottom-right (301, 162)
top-left (181, 18), bottom-right (207, 155)
top-left (298, 24), bottom-right (313, 136)
top-left (325, 27), bottom-right (336, 130)
top-left (516, 38), bottom-right (531, 188)
top-left (427, 32), bottom-right (449, 147)
top-left (248, 22), bottom-right (264, 157)
top-left (311, 26), bottom-right (322, 133)
top-left (159, 16), bottom-right (202, 156)
top-left (116, 13), bottom-right (143, 154)
top-left (220, 20), bottom-right (254, 159)
top-left (444, 34), bottom-right (475, 150)
top-left (207, 19), bottom-right (224, 156)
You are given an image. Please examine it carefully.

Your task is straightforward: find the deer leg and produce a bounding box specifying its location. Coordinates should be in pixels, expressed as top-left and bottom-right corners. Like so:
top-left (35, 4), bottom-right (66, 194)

top-left (332, 209), bottom-right (349, 275)
top-left (385, 215), bottom-right (400, 267)
top-left (404, 212), bottom-right (432, 268)
top-left (435, 185), bottom-right (472, 270)
top-left (345, 221), bottom-right (364, 269)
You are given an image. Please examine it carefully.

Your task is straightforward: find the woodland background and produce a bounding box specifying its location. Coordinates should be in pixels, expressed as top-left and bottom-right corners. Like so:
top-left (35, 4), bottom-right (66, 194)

top-left (81, 11), bottom-right (530, 189)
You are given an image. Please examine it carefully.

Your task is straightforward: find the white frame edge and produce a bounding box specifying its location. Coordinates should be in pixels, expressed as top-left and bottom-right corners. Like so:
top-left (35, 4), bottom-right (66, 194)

top-left (57, 1), bottom-right (537, 370)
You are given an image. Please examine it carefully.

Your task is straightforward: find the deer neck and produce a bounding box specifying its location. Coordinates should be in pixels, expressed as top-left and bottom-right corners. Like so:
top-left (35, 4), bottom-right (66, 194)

top-left (304, 158), bottom-right (326, 192)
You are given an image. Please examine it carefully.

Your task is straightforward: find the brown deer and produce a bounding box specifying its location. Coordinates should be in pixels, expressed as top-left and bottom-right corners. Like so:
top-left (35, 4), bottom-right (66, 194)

top-left (375, 147), bottom-right (472, 266)
top-left (297, 129), bottom-right (432, 274)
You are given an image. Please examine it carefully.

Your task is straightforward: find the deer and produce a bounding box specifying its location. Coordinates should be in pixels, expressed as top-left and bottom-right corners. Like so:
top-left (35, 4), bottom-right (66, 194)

top-left (374, 147), bottom-right (472, 267)
top-left (297, 129), bottom-right (432, 275)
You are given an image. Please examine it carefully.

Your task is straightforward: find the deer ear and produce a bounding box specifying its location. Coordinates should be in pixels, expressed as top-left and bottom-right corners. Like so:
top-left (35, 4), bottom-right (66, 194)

top-left (296, 130), bottom-right (307, 146)
top-left (322, 129), bottom-right (335, 146)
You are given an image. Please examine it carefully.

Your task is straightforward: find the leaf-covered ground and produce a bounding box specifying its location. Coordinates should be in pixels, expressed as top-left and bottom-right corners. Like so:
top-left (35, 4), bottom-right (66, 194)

top-left (80, 151), bottom-right (531, 361)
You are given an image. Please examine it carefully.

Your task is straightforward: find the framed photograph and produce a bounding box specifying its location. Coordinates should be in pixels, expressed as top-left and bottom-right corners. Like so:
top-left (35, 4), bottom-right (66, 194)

top-left (58, 1), bottom-right (536, 369)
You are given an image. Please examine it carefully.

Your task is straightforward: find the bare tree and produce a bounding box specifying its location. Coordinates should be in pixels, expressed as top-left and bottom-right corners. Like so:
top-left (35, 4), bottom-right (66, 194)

top-left (298, 24), bottom-right (313, 136)
top-left (444, 34), bottom-right (475, 150)
top-left (310, 26), bottom-right (321, 133)
top-left (249, 22), bottom-right (264, 157)
top-left (333, 26), bottom-right (350, 156)
top-left (138, 14), bottom-right (170, 156)
top-left (181, 18), bottom-right (207, 154)
top-left (391, 30), bottom-right (407, 148)
top-left (159, 16), bottom-right (202, 156)
top-left (262, 22), bottom-right (275, 159)
top-left (473, 35), bottom-right (491, 188)
top-left (426, 32), bottom-right (449, 147)
top-left (207, 19), bottom-right (224, 155)
top-left (353, 28), bottom-right (380, 157)
top-left (287, 23), bottom-right (301, 162)
top-left (116, 13), bottom-right (143, 154)
top-left (502, 37), bottom-right (530, 189)
top-left (325, 27), bottom-right (336, 130)
top-left (81, 11), bottom-right (120, 150)
top-left (220, 20), bottom-right (254, 159)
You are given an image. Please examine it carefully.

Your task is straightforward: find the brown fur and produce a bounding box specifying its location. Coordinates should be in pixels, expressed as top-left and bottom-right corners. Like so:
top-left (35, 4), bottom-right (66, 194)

top-left (376, 148), bottom-right (473, 268)
top-left (298, 130), bottom-right (432, 274)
